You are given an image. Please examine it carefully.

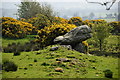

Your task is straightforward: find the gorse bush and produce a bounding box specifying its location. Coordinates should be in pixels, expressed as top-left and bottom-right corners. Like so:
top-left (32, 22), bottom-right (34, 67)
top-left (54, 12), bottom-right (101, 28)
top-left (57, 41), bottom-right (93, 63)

top-left (82, 19), bottom-right (107, 28)
top-left (26, 15), bottom-right (68, 30)
top-left (68, 17), bottom-right (83, 26)
top-left (54, 17), bottom-right (68, 24)
top-left (89, 19), bottom-right (107, 24)
top-left (2, 21), bottom-right (27, 38)
top-left (1, 17), bottom-right (35, 38)
top-left (1, 17), bottom-right (18, 22)
top-left (83, 20), bottom-right (94, 28)
top-left (37, 23), bottom-right (77, 47)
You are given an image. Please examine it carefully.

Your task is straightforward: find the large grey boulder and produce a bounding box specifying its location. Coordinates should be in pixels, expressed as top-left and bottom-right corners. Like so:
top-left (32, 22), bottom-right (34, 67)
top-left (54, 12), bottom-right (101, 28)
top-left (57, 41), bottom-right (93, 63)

top-left (54, 25), bottom-right (92, 53)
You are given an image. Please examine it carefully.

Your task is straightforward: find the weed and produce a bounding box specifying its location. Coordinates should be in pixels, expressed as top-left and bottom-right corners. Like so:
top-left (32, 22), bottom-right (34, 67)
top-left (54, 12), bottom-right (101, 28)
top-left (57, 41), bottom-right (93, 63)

top-left (2, 60), bottom-right (18, 72)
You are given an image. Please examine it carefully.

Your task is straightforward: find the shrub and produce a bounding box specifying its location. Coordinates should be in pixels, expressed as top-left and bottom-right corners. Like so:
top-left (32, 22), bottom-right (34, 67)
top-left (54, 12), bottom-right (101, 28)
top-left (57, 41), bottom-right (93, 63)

top-left (108, 21), bottom-right (120, 35)
top-left (13, 51), bottom-right (21, 56)
top-left (3, 41), bottom-right (41, 53)
top-left (41, 62), bottom-right (50, 66)
top-left (2, 60), bottom-right (18, 72)
top-left (0, 63), bottom-right (2, 70)
top-left (1, 17), bottom-right (18, 23)
top-left (68, 17), bottom-right (83, 26)
top-left (82, 41), bottom-right (89, 54)
top-left (103, 69), bottom-right (113, 78)
top-left (37, 23), bottom-right (76, 47)
top-left (3, 43), bottom-right (18, 53)
top-left (83, 20), bottom-right (94, 28)
top-left (27, 14), bottom-right (51, 29)
top-left (34, 59), bottom-right (37, 62)
top-left (1, 17), bottom-right (35, 38)
top-left (54, 17), bottom-right (68, 24)
top-left (89, 19), bottom-right (107, 24)
top-left (92, 23), bottom-right (112, 51)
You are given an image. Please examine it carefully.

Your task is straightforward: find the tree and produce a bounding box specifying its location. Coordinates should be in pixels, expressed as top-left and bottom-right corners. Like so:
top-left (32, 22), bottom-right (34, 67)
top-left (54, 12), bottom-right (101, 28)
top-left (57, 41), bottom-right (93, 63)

top-left (17, 0), bottom-right (41, 19)
top-left (118, 13), bottom-right (120, 21)
top-left (89, 12), bottom-right (95, 20)
top-left (17, 0), bottom-right (55, 19)
top-left (92, 23), bottom-right (112, 51)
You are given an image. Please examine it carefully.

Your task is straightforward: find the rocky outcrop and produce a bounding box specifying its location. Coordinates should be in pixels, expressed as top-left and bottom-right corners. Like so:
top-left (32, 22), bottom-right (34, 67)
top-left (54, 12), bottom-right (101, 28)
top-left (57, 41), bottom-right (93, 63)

top-left (54, 25), bottom-right (92, 53)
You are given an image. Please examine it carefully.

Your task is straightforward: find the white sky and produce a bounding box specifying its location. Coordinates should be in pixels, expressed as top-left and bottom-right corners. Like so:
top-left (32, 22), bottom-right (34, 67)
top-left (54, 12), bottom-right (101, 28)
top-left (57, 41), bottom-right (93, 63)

top-left (1, 0), bottom-right (120, 2)
top-left (0, 0), bottom-right (119, 18)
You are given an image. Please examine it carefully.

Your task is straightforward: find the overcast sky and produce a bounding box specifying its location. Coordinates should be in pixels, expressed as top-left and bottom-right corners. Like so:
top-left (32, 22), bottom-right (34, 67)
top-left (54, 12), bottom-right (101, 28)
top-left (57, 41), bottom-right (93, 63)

top-left (0, 0), bottom-right (119, 18)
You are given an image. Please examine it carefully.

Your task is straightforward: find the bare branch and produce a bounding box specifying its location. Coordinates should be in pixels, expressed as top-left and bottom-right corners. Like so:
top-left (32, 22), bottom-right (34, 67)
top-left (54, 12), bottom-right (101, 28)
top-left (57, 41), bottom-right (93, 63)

top-left (86, 0), bottom-right (117, 10)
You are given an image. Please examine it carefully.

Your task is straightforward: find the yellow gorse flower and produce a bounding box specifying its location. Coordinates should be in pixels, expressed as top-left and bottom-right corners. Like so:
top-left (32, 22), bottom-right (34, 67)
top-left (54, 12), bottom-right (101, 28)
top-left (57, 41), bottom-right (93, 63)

top-left (1, 17), bottom-right (35, 38)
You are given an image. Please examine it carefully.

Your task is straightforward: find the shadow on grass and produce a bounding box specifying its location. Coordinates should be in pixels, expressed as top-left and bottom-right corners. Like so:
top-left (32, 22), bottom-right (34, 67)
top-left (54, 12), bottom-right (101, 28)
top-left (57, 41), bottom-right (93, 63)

top-left (89, 51), bottom-right (120, 58)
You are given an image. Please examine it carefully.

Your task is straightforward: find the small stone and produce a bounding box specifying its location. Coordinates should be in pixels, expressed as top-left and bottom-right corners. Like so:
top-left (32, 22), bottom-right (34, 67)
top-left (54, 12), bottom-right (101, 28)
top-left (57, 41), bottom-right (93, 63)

top-left (49, 52), bottom-right (55, 56)
top-left (96, 75), bottom-right (99, 76)
top-left (56, 58), bottom-right (71, 62)
top-left (56, 61), bottom-right (62, 64)
top-left (50, 46), bottom-right (59, 51)
top-left (71, 62), bottom-right (76, 65)
top-left (55, 68), bottom-right (64, 73)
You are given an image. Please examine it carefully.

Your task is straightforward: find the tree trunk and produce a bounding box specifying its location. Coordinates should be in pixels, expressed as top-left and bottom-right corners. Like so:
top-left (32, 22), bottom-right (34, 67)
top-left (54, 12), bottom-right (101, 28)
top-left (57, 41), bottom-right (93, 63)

top-left (99, 39), bottom-right (102, 51)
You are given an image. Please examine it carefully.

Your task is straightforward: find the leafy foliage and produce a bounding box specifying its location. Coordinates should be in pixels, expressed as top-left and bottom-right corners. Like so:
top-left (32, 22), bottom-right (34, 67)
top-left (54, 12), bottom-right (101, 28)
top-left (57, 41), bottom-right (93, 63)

top-left (17, 0), bottom-right (55, 19)
top-left (92, 23), bottom-right (112, 51)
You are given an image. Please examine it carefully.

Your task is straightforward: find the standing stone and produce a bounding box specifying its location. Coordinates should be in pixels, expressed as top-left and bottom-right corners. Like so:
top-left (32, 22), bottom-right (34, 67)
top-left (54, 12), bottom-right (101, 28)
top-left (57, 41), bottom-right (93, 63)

top-left (54, 25), bottom-right (92, 53)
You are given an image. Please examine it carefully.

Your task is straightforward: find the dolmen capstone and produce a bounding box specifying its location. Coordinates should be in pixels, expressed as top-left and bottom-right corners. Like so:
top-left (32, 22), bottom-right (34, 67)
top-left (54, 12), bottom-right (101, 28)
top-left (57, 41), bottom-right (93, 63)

top-left (54, 25), bottom-right (92, 53)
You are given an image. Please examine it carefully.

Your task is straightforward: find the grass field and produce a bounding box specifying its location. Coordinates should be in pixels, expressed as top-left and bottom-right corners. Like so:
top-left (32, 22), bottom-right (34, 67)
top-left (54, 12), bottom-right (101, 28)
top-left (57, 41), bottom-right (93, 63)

top-left (2, 35), bottom-right (36, 47)
top-left (1, 35), bottom-right (119, 78)
top-left (2, 45), bottom-right (118, 78)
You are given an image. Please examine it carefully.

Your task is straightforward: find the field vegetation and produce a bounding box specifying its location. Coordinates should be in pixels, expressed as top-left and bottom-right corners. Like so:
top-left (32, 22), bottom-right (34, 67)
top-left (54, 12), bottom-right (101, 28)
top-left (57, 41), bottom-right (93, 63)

top-left (0, 0), bottom-right (119, 79)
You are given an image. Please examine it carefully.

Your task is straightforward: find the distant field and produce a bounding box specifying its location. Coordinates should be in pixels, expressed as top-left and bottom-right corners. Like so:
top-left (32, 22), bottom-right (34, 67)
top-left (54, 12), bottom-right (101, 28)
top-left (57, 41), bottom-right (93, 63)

top-left (2, 35), bottom-right (36, 47)
top-left (104, 18), bottom-right (116, 22)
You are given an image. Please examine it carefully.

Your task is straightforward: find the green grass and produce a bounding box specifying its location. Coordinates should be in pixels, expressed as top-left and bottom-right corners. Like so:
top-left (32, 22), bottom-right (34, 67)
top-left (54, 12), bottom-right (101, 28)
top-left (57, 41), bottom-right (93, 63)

top-left (2, 45), bottom-right (118, 78)
top-left (2, 35), bottom-right (36, 47)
